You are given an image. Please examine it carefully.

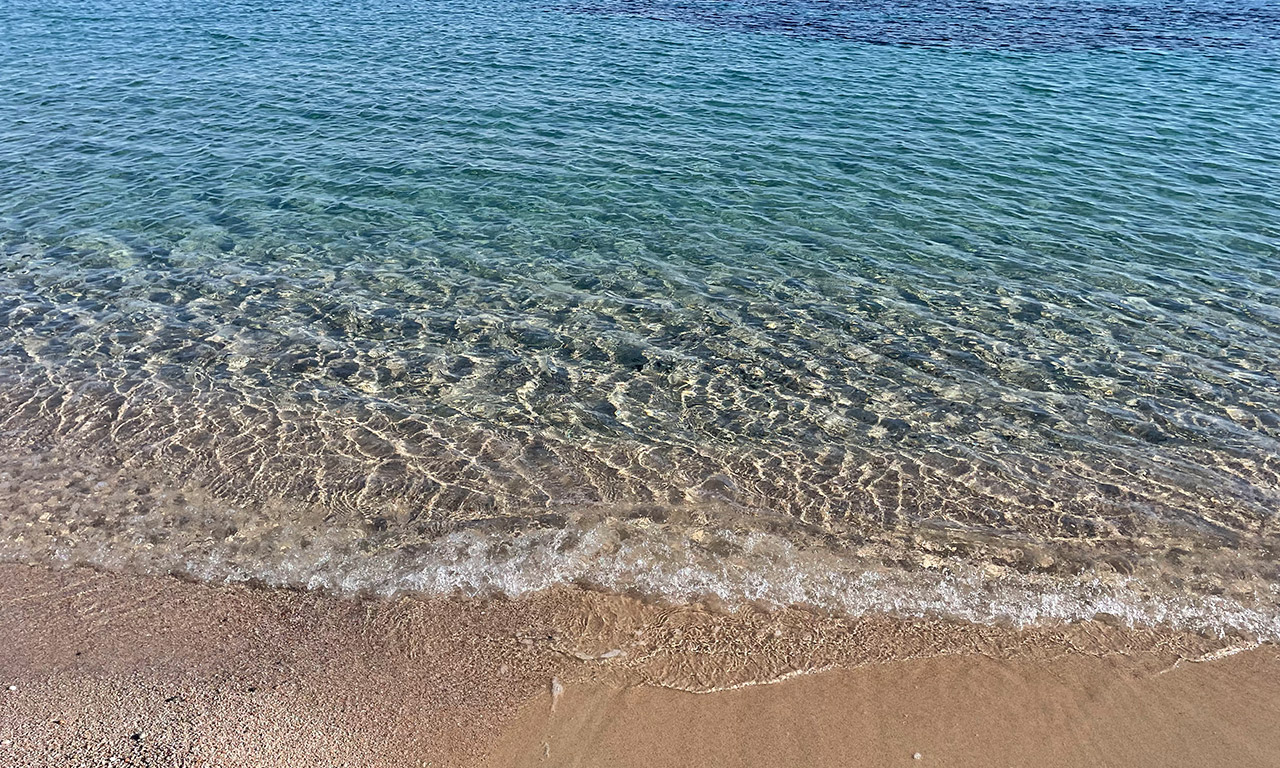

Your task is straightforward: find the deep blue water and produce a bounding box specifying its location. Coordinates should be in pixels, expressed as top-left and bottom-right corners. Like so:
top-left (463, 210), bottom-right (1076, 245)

top-left (1, 0), bottom-right (1278, 633)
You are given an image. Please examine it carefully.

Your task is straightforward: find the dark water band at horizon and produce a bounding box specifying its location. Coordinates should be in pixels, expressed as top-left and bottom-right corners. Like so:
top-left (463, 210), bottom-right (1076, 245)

top-left (1, 0), bottom-right (1278, 637)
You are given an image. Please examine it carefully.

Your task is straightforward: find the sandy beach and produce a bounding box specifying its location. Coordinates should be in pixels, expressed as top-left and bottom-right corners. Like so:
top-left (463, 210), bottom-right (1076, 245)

top-left (3, 563), bottom-right (1277, 767)
top-left (489, 644), bottom-right (1280, 768)
top-left (4, 0), bottom-right (1279, 766)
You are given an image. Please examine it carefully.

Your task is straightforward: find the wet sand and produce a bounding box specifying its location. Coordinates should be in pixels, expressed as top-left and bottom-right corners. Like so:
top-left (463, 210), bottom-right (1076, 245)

top-left (489, 643), bottom-right (1280, 768)
top-left (2, 562), bottom-right (1278, 767)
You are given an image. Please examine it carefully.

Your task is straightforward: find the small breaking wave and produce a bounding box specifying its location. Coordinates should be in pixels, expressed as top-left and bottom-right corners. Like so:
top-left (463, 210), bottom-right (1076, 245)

top-left (10, 512), bottom-right (1277, 642)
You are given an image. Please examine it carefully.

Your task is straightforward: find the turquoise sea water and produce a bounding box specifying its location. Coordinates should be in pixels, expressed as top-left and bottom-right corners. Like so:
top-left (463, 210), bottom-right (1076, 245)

top-left (2, 0), bottom-right (1278, 635)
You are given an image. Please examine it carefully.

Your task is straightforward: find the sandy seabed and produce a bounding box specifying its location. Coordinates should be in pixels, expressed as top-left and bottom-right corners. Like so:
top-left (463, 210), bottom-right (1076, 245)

top-left (1, 562), bottom-right (1278, 767)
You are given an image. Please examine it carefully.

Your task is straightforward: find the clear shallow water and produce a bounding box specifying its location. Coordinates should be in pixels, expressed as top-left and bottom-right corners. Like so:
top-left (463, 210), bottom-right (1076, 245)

top-left (1, 0), bottom-right (1279, 636)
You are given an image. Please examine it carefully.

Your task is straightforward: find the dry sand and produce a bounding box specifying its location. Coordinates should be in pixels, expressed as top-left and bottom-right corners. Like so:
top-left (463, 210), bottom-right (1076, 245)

top-left (2, 562), bottom-right (1277, 767)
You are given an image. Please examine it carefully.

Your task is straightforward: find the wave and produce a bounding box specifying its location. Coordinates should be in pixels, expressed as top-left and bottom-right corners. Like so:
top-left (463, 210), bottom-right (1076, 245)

top-left (10, 512), bottom-right (1277, 642)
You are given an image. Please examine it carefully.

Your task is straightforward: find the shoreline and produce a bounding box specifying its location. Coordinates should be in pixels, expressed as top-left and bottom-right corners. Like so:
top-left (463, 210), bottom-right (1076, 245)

top-left (2, 562), bottom-right (1278, 766)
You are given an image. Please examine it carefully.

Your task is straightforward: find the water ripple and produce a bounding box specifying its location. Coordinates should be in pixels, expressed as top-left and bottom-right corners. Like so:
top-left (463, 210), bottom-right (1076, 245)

top-left (1, 0), bottom-right (1278, 633)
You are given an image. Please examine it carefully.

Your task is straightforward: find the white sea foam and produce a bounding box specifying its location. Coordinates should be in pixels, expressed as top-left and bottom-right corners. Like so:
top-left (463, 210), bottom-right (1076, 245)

top-left (23, 516), bottom-right (1280, 642)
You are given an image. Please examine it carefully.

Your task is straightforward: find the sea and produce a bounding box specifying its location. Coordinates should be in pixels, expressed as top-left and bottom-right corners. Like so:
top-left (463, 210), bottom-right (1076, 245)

top-left (1, 0), bottom-right (1278, 639)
